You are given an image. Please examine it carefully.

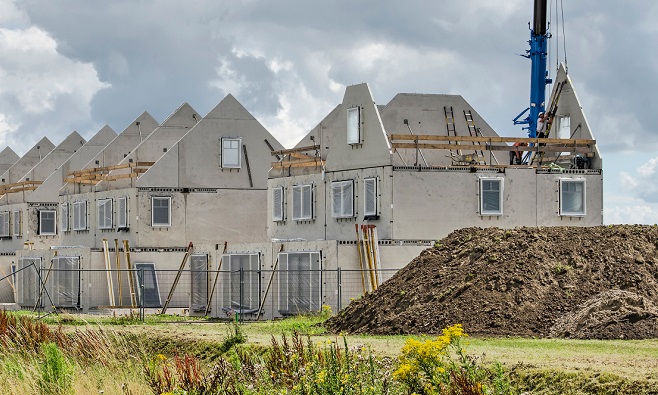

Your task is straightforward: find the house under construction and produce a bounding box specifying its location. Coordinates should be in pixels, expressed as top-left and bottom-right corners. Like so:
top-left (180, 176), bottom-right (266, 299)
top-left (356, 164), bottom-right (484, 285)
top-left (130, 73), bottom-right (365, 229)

top-left (0, 64), bottom-right (602, 318)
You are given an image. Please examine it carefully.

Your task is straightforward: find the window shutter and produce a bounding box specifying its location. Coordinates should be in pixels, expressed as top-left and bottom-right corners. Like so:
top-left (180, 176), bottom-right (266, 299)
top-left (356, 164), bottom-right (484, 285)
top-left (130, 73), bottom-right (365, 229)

top-left (272, 188), bottom-right (283, 221)
top-left (118, 197), bottom-right (127, 227)
top-left (302, 185), bottom-right (312, 219)
top-left (364, 178), bottom-right (377, 216)
top-left (331, 183), bottom-right (342, 217)
top-left (13, 209), bottom-right (21, 236)
top-left (343, 181), bottom-right (353, 217)
top-left (292, 186), bottom-right (302, 220)
top-left (61, 203), bottom-right (68, 232)
top-left (0, 212), bottom-right (9, 237)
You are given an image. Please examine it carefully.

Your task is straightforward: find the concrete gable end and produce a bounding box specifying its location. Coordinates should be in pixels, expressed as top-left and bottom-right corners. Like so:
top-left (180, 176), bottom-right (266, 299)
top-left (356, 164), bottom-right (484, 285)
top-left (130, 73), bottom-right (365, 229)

top-left (0, 147), bottom-right (19, 165)
top-left (205, 94), bottom-right (256, 121)
top-left (0, 137), bottom-right (55, 184)
top-left (380, 93), bottom-right (504, 167)
top-left (325, 83), bottom-right (391, 171)
top-left (138, 96), bottom-right (284, 189)
top-left (21, 131), bottom-right (86, 182)
top-left (551, 63), bottom-right (602, 168)
top-left (28, 126), bottom-right (118, 204)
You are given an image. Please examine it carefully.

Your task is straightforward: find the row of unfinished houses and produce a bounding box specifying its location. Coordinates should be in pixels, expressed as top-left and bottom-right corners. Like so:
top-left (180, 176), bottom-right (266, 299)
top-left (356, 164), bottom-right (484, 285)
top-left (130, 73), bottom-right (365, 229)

top-left (0, 65), bottom-right (602, 318)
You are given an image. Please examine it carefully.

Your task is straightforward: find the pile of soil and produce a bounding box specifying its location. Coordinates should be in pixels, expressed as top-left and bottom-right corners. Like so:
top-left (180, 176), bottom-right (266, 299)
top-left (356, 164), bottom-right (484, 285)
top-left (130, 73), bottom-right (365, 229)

top-left (326, 225), bottom-right (658, 338)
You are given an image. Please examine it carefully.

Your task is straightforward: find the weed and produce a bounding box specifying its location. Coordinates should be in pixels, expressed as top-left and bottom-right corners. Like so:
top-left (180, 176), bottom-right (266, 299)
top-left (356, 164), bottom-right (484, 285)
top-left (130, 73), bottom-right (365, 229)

top-left (39, 342), bottom-right (74, 395)
top-left (552, 263), bottom-right (571, 275)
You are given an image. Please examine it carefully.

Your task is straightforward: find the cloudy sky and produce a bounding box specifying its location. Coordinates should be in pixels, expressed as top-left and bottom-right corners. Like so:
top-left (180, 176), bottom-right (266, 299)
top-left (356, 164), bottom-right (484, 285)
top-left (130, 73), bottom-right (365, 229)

top-left (0, 0), bottom-right (656, 224)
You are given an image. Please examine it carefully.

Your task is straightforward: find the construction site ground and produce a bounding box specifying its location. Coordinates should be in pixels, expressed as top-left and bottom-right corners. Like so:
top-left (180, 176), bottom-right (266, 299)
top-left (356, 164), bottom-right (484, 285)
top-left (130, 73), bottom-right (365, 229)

top-left (326, 225), bottom-right (658, 340)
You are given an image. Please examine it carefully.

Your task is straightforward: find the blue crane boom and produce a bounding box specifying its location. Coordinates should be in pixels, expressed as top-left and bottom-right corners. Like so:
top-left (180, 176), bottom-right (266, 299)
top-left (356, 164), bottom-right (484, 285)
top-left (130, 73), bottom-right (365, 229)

top-left (513, 0), bottom-right (552, 138)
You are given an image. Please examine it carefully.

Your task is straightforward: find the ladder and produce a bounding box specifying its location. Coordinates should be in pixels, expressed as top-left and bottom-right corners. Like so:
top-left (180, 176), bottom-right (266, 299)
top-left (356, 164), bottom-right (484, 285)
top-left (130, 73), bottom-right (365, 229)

top-left (463, 110), bottom-right (487, 165)
top-left (444, 106), bottom-right (461, 161)
top-left (532, 80), bottom-right (568, 165)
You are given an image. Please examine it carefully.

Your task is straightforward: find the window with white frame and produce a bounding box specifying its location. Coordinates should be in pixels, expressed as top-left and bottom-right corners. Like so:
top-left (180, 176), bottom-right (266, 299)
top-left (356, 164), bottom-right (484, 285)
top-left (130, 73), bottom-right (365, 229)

top-left (60, 203), bottom-right (68, 232)
top-left (0, 211), bottom-right (9, 237)
top-left (292, 184), bottom-right (313, 220)
top-left (272, 187), bottom-right (284, 222)
top-left (73, 201), bottom-right (87, 230)
top-left (221, 253), bottom-right (261, 312)
top-left (278, 251), bottom-right (321, 314)
top-left (97, 199), bottom-right (113, 229)
top-left (364, 177), bottom-right (378, 217)
top-left (331, 180), bottom-right (354, 218)
top-left (560, 179), bottom-right (586, 216)
top-left (118, 197), bottom-right (128, 228)
top-left (13, 209), bottom-right (21, 237)
top-left (152, 196), bottom-right (171, 227)
top-left (39, 210), bottom-right (56, 235)
top-left (480, 178), bottom-right (503, 216)
top-left (221, 138), bottom-right (242, 168)
top-left (347, 107), bottom-right (360, 144)
top-left (190, 254), bottom-right (208, 312)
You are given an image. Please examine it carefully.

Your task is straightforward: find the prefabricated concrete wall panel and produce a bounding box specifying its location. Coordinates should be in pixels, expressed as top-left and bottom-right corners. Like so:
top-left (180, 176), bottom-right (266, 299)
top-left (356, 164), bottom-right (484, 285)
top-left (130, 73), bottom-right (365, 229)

top-left (325, 83), bottom-right (392, 172)
top-left (535, 172), bottom-right (603, 226)
top-left (140, 95), bottom-right (284, 189)
top-left (0, 203), bottom-right (29, 254)
top-left (391, 170), bottom-right (483, 240)
top-left (268, 173), bottom-right (326, 241)
top-left (28, 126), bottom-right (117, 204)
top-left (59, 194), bottom-right (97, 248)
top-left (99, 104), bottom-right (199, 191)
top-left (27, 203), bottom-right (59, 250)
top-left (1, 137), bottom-right (55, 185)
top-left (135, 189), bottom-right (268, 247)
top-left (379, 93), bottom-right (504, 167)
top-left (184, 190), bottom-right (268, 244)
top-left (62, 112), bottom-right (159, 196)
top-left (324, 166), bottom-right (393, 240)
top-left (91, 189), bottom-right (140, 248)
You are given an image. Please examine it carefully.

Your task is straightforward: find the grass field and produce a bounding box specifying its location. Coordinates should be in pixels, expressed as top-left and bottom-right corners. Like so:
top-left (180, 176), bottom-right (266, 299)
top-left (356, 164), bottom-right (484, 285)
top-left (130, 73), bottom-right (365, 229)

top-left (2, 312), bottom-right (658, 394)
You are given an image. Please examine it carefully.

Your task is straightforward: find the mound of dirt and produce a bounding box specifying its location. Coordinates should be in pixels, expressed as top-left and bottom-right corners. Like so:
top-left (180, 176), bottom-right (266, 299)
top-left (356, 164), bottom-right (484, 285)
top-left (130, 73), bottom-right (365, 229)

top-left (548, 289), bottom-right (658, 339)
top-left (325, 225), bottom-right (658, 338)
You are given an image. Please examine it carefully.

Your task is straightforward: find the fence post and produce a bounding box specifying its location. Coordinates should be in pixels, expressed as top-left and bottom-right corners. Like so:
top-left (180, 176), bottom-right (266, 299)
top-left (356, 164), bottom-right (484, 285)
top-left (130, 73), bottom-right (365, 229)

top-left (139, 267), bottom-right (145, 322)
top-left (239, 267), bottom-right (244, 323)
top-left (337, 267), bottom-right (342, 312)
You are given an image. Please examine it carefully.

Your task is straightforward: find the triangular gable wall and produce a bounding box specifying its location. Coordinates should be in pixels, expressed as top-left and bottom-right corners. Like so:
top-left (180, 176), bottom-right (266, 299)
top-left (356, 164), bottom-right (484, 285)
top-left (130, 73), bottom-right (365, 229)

top-left (325, 83), bottom-right (392, 171)
top-left (379, 93), bottom-right (503, 167)
top-left (0, 137), bottom-right (55, 185)
top-left (549, 63), bottom-right (602, 169)
top-left (138, 95), bottom-right (284, 188)
top-left (98, 103), bottom-right (200, 190)
top-left (61, 111), bottom-right (159, 195)
top-left (4, 132), bottom-right (86, 204)
top-left (28, 125), bottom-right (117, 203)
top-left (0, 147), bottom-right (20, 176)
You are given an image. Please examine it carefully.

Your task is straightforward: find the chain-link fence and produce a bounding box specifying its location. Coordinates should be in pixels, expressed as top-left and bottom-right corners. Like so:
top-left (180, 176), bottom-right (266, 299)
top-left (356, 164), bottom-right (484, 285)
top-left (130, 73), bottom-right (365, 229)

top-left (1, 266), bottom-right (398, 321)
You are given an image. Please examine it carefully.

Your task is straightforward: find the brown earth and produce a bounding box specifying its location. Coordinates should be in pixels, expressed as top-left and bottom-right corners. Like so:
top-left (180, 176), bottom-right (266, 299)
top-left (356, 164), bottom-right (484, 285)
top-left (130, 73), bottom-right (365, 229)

top-left (326, 225), bottom-right (658, 338)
